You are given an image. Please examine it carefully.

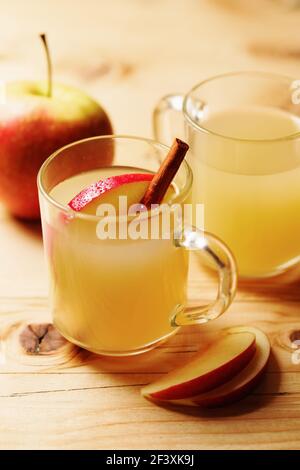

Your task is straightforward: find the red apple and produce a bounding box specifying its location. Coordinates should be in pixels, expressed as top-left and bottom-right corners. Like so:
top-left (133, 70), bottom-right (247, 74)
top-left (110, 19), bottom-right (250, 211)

top-left (0, 35), bottom-right (112, 219)
top-left (68, 173), bottom-right (153, 215)
top-left (141, 329), bottom-right (256, 400)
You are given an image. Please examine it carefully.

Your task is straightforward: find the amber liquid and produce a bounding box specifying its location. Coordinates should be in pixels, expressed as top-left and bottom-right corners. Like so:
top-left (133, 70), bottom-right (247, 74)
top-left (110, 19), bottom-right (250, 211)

top-left (188, 106), bottom-right (300, 277)
top-left (48, 167), bottom-right (188, 354)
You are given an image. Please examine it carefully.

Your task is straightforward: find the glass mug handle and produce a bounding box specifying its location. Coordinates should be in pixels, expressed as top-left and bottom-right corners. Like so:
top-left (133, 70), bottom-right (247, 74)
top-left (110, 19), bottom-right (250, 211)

top-left (171, 226), bottom-right (237, 327)
top-left (153, 93), bottom-right (185, 145)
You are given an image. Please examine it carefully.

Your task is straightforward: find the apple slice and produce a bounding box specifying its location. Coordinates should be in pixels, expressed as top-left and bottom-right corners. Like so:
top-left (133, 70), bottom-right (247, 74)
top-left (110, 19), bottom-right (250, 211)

top-left (189, 326), bottom-right (270, 407)
top-left (142, 329), bottom-right (256, 400)
top-left (163, 326), bottom-right (271, 407)
top-left (68, 173), bottom-right (153, 215)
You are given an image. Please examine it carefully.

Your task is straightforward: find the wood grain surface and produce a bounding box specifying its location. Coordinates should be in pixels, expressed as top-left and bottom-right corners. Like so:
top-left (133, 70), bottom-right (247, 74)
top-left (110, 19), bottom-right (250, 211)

top-left (0, 0), bottom-right (300, 450)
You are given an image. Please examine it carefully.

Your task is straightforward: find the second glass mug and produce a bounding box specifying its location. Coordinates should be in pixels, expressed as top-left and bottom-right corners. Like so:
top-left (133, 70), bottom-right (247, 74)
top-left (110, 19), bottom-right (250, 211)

top-left (38, 136), bottom-right (237, 356)
top-left (154, 72), bottom-right (300, 278)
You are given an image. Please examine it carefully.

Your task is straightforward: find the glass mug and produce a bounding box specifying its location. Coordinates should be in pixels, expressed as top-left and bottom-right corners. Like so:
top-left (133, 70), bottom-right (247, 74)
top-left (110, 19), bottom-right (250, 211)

top-left (154, 72), bottom-right (300, 278)
top-left (38, 136), bottom-right (237, 356)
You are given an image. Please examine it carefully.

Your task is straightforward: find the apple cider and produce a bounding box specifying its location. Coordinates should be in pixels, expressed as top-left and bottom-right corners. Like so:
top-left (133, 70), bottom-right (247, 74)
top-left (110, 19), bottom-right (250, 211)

top-left (47, 166), bottom-right (189, 355)
top-left (188, 106), bottom-right (300, 277)
top-left (39, 136), bottom-right (237, 356)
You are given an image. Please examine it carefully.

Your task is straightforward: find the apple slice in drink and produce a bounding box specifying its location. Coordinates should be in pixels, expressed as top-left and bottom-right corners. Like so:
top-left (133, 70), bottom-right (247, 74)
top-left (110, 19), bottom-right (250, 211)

top-left (67, 138), bottom-right (188, 215)
top-left (142, 329), bottom-right (256, 400)
top-left (68, 173), bottom-right (153, 215)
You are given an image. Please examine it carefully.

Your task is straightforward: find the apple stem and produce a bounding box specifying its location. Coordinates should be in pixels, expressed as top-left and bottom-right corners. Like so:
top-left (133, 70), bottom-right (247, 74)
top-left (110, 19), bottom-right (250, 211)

top-left (40, 33), bottom-right (52, 98)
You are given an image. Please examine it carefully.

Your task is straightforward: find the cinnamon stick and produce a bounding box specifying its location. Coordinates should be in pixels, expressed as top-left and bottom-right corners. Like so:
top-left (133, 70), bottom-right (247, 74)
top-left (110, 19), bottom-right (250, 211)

top-left (140, 138), bottom-right (189, 208)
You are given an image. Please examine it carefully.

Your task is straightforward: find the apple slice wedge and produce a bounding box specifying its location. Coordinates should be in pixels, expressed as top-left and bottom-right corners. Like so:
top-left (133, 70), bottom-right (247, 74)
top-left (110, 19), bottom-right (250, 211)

top-left (68, 173), bottom-right (153, 215)
top-left (165, 326), bottom-right (271, 407)
top-left (142, 329), bottom-right (256, 400)
top-left (188, 326), bottom-right (270, 407)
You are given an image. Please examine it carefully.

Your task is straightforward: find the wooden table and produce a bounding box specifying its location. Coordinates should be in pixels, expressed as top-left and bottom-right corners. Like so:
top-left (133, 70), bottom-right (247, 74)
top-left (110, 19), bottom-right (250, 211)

top-left (0, 0), bottom-right (300, 450)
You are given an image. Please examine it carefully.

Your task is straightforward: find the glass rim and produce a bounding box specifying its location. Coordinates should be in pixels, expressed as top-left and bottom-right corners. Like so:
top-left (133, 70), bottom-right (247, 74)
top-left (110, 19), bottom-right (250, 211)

top-left (182, 70), bottom-right (300, 143)
top-left (37, 134), bottom-right (193, 222)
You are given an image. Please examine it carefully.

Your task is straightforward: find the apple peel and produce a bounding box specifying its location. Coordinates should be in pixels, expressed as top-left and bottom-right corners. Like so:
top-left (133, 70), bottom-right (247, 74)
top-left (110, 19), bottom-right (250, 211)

top-left (68, 173), bottom-right (153, 214)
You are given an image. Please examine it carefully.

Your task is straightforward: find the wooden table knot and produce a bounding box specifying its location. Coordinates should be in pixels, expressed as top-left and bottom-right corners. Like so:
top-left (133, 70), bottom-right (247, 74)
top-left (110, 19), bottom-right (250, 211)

top-left (19, 323), bottom-right (67, 355)
top-left (276, 327), bottom-right (300, 352)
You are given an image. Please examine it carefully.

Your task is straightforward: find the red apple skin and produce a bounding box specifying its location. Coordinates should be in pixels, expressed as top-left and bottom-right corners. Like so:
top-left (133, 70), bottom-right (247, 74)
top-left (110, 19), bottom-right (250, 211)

top-left (143, 333), bottom-right (257, 400)
top-left (0, 81), bottom-right (113, 219)
top-left (68, 173), bottom-right (153, 212)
